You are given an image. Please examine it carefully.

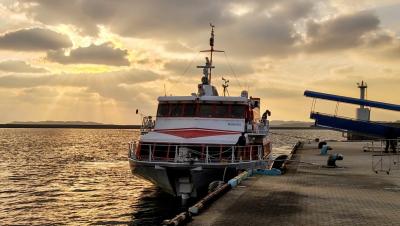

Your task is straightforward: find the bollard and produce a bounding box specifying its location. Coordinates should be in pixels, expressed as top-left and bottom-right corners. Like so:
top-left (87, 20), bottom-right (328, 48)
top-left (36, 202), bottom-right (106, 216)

top-left (320, 145), bottom-right (332, 155)
top-left (327, 153), bottom-right (344, 167)
top-left (318, 141), bottom-right (327, 149)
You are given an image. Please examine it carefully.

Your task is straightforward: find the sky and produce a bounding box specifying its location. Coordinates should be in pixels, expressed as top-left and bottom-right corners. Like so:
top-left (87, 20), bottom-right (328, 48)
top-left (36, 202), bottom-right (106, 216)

top-left (0, 0), bottom-right (399, 124)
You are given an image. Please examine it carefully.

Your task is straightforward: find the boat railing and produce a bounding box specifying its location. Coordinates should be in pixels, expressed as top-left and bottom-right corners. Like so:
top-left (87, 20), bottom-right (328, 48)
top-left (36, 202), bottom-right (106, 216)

top-left (140, 116), bottom-right (155, 135)
top-left (255, 121), bottom-right (269, 134)
top-left (363, 138), bottom-right (400, 152)
top-left (246, 121), bottom-right (269, 136)
top-left (128, 142), bottom-right (266, 164)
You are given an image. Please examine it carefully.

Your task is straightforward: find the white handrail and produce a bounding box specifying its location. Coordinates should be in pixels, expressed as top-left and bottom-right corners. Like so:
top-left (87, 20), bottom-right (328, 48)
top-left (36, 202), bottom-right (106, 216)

top-left (128, 142), bottom-right (265, 163)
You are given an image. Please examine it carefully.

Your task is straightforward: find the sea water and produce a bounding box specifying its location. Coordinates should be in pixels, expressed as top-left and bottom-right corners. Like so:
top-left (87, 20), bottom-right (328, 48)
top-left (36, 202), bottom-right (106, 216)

top-left (0, 128), bottom-right (343, 225)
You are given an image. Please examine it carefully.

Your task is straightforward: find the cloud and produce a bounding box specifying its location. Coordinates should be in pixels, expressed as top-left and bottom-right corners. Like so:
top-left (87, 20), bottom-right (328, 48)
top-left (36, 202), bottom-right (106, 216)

top-left (16, 0), bottom-right (315, 58)
top-left (361, 30), bottom-right (396, 47)
top-left (252, 82), bottom-right (303, 99)
top-left (305, 11), bottom-right (380, 52)
top-left (217, 15), bottom-right (301, 57)
top-left (0, 27), bottom-right (72, 51)
top-left (0, 68), bottom-right (162, 106)
top-left (355, 30), bottom-right (400, 62)
top-left (271, 0), bottom-right (314, 21)
top-left (46, 43), bottom-right (130, 66)
top-left (17, 0), bottom-right (234, 36)
top-left (6, 1), bottom-right (397, 59)
top-left (331, 65), bottom-right (354, 74)
top-left (0, 68), bottom-right (162, 123)
top-left (379, 44), bottom-right (400, 60)
top-left (163, 41), bottom-right (193, 53)
top-left (0, 60), bottom-right (48, 73)
top-left (16, 86), bottom-right (60, 102)
top-left (163, 58), bottom-right (254, 79)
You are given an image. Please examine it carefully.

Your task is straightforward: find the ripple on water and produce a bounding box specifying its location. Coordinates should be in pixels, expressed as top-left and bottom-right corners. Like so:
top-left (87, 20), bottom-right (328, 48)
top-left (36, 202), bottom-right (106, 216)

top-left (0, 129), bottom-right (180, 225)
top-left (0, 128), bottom-right (343, 225)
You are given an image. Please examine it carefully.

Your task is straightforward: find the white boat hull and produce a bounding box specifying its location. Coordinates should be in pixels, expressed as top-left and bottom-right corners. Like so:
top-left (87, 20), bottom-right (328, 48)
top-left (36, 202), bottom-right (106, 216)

top-left (129, 158), bottom-right (266, 197)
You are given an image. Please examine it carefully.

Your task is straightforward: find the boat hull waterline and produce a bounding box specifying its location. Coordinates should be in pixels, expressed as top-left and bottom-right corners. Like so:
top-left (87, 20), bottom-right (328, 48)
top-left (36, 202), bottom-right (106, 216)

top-left (129, 158), bottom-right (267, 197)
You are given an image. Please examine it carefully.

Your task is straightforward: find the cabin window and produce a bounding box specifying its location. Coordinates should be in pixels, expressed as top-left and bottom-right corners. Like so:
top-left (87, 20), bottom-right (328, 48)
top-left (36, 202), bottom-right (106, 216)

top-left (157, 102), bottom-right (246, 118)
top-left (199, 104), bottom-right (214, 117)
top-left (157, 104), bottom-right (169, 117)
top-left (170, 104), bottom-right (183, 117)
top-left (183, 104), bottom-right (196, 117)
top-left (231, 105), bottom-right (246, 118)
top-left (214, 105), bottom-right (229, 117)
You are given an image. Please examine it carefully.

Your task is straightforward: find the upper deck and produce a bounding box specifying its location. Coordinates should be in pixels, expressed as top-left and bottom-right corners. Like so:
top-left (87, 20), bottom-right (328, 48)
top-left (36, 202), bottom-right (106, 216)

top-left (158, 95), bottom-right (248, 104)
top-left (138, 95), bottom-right (267, 144)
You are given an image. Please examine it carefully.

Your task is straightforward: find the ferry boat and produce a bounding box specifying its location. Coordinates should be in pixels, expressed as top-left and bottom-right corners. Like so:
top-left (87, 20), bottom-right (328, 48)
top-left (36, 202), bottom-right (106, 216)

top-left (128, 24), bottom-right (271, 201)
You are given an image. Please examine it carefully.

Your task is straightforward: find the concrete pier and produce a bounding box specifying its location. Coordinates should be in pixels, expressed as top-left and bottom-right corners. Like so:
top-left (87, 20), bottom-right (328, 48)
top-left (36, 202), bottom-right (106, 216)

top-left (189, 141), bottom-right (400, 226)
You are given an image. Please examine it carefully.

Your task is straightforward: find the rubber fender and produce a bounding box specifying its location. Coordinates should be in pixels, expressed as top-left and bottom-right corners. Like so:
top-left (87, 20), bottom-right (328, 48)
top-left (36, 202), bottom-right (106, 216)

top-left (255, 168), bottom-right (281, 176)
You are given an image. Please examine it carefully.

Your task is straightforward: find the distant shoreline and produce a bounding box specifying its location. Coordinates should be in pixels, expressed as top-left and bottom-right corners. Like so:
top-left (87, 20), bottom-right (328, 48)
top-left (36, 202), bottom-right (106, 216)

top-left (0, 124), bottom-right (141, 129)
top-left (0, 124), bottom-right (323, 130)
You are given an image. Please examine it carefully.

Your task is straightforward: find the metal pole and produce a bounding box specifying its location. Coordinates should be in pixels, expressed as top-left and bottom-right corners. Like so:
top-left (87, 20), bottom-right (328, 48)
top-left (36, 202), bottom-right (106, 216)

top-left (250, 146), bottom-right (252, 161)
top-left (149, 144), bottom-right (152, 162)
top-left (175, 145), bottom-right (178, 162)
top-left (206, 146), bottom-right (209, 164)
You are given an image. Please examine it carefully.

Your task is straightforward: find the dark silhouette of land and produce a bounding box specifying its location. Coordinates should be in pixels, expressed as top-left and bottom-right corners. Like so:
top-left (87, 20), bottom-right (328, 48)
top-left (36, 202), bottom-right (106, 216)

top-left (0, 120), bottom-right (319, 129)
top-left (0, 124), bottom-right (140, 129)
top-left (0, 121), bottom-right (140, 129)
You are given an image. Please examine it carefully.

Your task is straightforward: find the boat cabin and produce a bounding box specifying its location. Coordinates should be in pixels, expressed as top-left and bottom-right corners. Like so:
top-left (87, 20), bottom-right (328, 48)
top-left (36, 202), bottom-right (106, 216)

top-left (156, 96), bottom-right (248, 119)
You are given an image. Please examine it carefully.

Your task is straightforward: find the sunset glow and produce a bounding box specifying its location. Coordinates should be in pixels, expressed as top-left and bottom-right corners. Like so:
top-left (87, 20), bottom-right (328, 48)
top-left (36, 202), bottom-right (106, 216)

top-left (0, 0), bottom-right (399, 124)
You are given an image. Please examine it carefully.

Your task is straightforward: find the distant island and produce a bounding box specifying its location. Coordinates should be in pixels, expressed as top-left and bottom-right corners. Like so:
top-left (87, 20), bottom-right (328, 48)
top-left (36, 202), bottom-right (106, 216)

top-left (9, 121), bottom-right (105, 125)
top-left (2, 121), bottom-right (140, 129)
top-left (269, 120), bottom-right (314, 127)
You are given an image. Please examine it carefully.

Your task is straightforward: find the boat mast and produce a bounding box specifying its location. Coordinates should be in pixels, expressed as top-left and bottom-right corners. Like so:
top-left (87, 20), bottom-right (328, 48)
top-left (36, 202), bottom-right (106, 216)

top-left (209, 24), bottom-right (215, 84)
top-left (200, 23), bottom-right (224, 85)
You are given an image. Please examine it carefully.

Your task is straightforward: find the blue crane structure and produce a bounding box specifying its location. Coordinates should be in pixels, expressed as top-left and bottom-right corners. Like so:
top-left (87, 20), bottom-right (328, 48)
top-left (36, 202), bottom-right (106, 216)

top-left (304, 90), bottom-right (400, 138)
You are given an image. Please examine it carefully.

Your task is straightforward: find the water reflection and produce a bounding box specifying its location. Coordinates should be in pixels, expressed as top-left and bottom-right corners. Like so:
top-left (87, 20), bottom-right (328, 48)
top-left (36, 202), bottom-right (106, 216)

top-left (130, 188), bottom-right (183, 226)
top-left (0, 129), bottom-right (180, 225)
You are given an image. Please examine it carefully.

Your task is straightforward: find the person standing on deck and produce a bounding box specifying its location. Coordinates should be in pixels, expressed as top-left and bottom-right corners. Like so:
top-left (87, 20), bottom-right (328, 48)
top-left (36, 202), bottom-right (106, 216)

top-left (384, 127), bottom-right (397, 153)
top-left (236, 132), bottom-right (246, 146)
top-left (236, 132), bottom-right (247, 160)
top-left (261, 109), bottom-right (271, 125)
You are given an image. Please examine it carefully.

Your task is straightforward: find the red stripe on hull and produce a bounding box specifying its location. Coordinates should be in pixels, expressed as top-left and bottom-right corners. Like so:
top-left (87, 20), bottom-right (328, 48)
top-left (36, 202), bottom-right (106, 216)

top-left (155, 128), bottom-right (240, 138)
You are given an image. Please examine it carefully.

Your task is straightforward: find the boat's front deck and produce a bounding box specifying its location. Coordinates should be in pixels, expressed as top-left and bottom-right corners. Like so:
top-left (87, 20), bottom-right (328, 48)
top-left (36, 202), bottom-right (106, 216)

top-left (189, 141), bottom-right (400, 226)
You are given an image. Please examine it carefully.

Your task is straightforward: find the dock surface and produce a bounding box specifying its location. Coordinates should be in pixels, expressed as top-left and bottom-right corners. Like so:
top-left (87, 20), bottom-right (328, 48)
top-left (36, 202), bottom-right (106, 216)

top-left (189, 142), bottom-right (400, 226)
